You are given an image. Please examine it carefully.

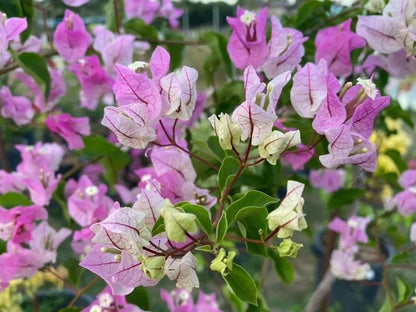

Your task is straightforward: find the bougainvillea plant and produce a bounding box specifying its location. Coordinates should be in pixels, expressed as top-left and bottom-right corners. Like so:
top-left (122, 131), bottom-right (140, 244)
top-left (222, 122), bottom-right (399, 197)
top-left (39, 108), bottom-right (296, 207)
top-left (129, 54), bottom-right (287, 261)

top-left (0, 0), bottom-right (415, 311)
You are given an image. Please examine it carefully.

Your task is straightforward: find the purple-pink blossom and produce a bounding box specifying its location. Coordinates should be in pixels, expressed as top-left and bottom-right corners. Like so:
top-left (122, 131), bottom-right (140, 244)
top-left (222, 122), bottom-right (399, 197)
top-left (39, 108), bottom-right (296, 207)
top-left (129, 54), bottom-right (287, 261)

top-left (53, 9), bottom-right (92, 63)
top-left (315, 19), bottom-right (366, 77)
top-left (46, 113), bottom-right (91, 150)
top-left (69, 55), bottom-right (115, 110)
top-left (226, 7), bottom-right (269, 70)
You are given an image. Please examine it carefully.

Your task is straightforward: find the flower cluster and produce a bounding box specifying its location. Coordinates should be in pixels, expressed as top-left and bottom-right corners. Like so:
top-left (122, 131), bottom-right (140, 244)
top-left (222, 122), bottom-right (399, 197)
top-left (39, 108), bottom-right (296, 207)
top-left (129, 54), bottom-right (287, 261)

top-left (329, 216), bottom-right (372, 280)
top-left (226, 7), bottom-right (307, 78)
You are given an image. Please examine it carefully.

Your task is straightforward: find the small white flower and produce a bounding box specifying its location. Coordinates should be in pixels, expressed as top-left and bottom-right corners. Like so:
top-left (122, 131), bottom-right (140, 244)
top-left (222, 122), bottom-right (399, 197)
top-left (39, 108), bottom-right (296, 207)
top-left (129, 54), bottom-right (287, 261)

top-left (347, 219), bottom-right (359, 228)
top-left (90, 305), bottom-right (103, 312)
top-left (98, 293), bottom-right (114, 308)
top-left (129, 61), bottom-right (148, 71)
top-left (357, 78), bottom-right (378, 100)
top-left (178, 290), bottom-right (190, 303)
top-left (240, 10), bottom-right (256, 26)
top-left (85, 186), bottom-right (99, 196)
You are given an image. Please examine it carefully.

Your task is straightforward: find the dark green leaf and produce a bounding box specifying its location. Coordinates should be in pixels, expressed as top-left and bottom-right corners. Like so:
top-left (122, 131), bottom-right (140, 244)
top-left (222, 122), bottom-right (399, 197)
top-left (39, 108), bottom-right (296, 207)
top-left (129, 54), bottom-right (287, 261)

top-left (385, 149), bottom-right (407, 172)
top-left (124, 18), bottom-right (158, 45)
top-left (152, 216), bottom-right (165, 236)
top-left (216, 212), bottom-right (228, 244)
top-left (201, 31), bottom-right (233, 79)
top-left (268, 248), bottom-right (295, 284)
top-left (218, 156), bottom-right (240, 191)
top-left (222, 285), bottom-right (244, 312)
top-left (214, 81), bottom-right (244, 115)
top-left (12, 52), bottom-right (51, 101)
top-left (164, 31), bottom-right (185, 70)
top-left (383, 99), bottom-right (414, 128)
top-left (126, 286), bottom-right (150, 310)
top-left (0, 192), bottom-right (31, 208)
top-left (64, 258), bottom-right (84, 288)
top-left (0, 0), bottom-right (33, 42)
top-left (240, 209), bottom-right (268, 256)
top-left (327, 188), bottom-right (365, 210)
top-left (191, 140), bottom-right (221, 179)
top-left (226, 190), bottom-right (278, 224)
top-left (182, 203), bottom-right (212, 235)
top-left (58, 308), bottom-right (81, 312)
top-left (80, 136), bottom-right (130, 187)
top-left (223, 264), bottom-right (258, 305)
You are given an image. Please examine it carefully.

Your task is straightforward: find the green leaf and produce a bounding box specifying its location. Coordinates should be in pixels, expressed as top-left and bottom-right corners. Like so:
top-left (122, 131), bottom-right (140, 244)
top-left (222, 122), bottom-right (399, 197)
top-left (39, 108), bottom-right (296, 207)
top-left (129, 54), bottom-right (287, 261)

top-left (267, 248), bottom-right (295, 284)
top-left (191, 140), bottom-right (221, 179)
top-left (58, 308), bottom-right (81, 312)
top-left (152, 216), bottom-right (165, 236)
top-left (0, 192), bottom-right (31, 208)
top-left (222, 285), bottom-right (244, 312)
top-left (222, 263), bottom-right (258, 305)
top-left (218, 156), bottom-right (240, 191)
top-left (387, 225), bottom-right (407, 247)
top-left (12, 52), bottom-right (51, 101)
top-left (383, 99), bottom-right (414, 128)
top-left (214, 81), bottom-right (245, 115)
top-left (164, 31), bottom-right (185, 70)
top-left (378, 297), bottom-right (392, 312)
top-left (64, 258), bottom-right (84, 288)
top-left (216, 212), bottom-right (228, 244)
top-left (240, 208), bottom-right (268, 256)
top-left (396, 277), bottom-right (413, 304)
top-left (327, 188), bottom-right (364, 210)
top-left (124, 18), bottom-right (158, 45)
top-left (126, 286), bottom-right (150, 310)
top-left (104, 0), bottom-right (124, 33)
top-left (80, 136), bottom-right (130, 187)
top-left (385, 149), bottom-right (407, 172)
top-left (182, 203), bottom-right (212, 236)
top-left (226, 190), bottom-right (278, 225)
top-left (201, 31), bottom-right (233, 79)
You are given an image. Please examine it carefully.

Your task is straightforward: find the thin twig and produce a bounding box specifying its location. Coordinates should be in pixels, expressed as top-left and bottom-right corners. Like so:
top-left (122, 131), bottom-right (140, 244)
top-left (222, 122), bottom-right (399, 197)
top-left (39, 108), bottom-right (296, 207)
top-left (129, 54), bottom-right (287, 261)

top-left (67, 276), bottom-right (100, 307)
top-left (305, 270), bottom-right (336, 312)
top-left (61, 156), bottom-right (102, 180)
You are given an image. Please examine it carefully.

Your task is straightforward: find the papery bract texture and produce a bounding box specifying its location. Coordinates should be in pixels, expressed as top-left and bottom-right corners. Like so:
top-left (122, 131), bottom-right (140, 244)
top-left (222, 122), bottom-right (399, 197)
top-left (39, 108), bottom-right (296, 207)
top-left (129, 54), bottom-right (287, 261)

top-left (102, 105), bottom-right (157, 149)
top-left (262, 16), bottom-right (307, 79)
top-left (315, 19), bottom-right (366, 77)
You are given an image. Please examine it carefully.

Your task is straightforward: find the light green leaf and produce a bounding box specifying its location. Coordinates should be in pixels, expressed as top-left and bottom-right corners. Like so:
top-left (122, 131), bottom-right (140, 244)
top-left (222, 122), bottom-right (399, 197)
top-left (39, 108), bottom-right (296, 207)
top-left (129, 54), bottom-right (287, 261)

top-left (222, 264), bottom-right (258, 305)
top-left (396, 277), bottom-right (413, 304)
top-left (378, 297), bottom-right (392, 312)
